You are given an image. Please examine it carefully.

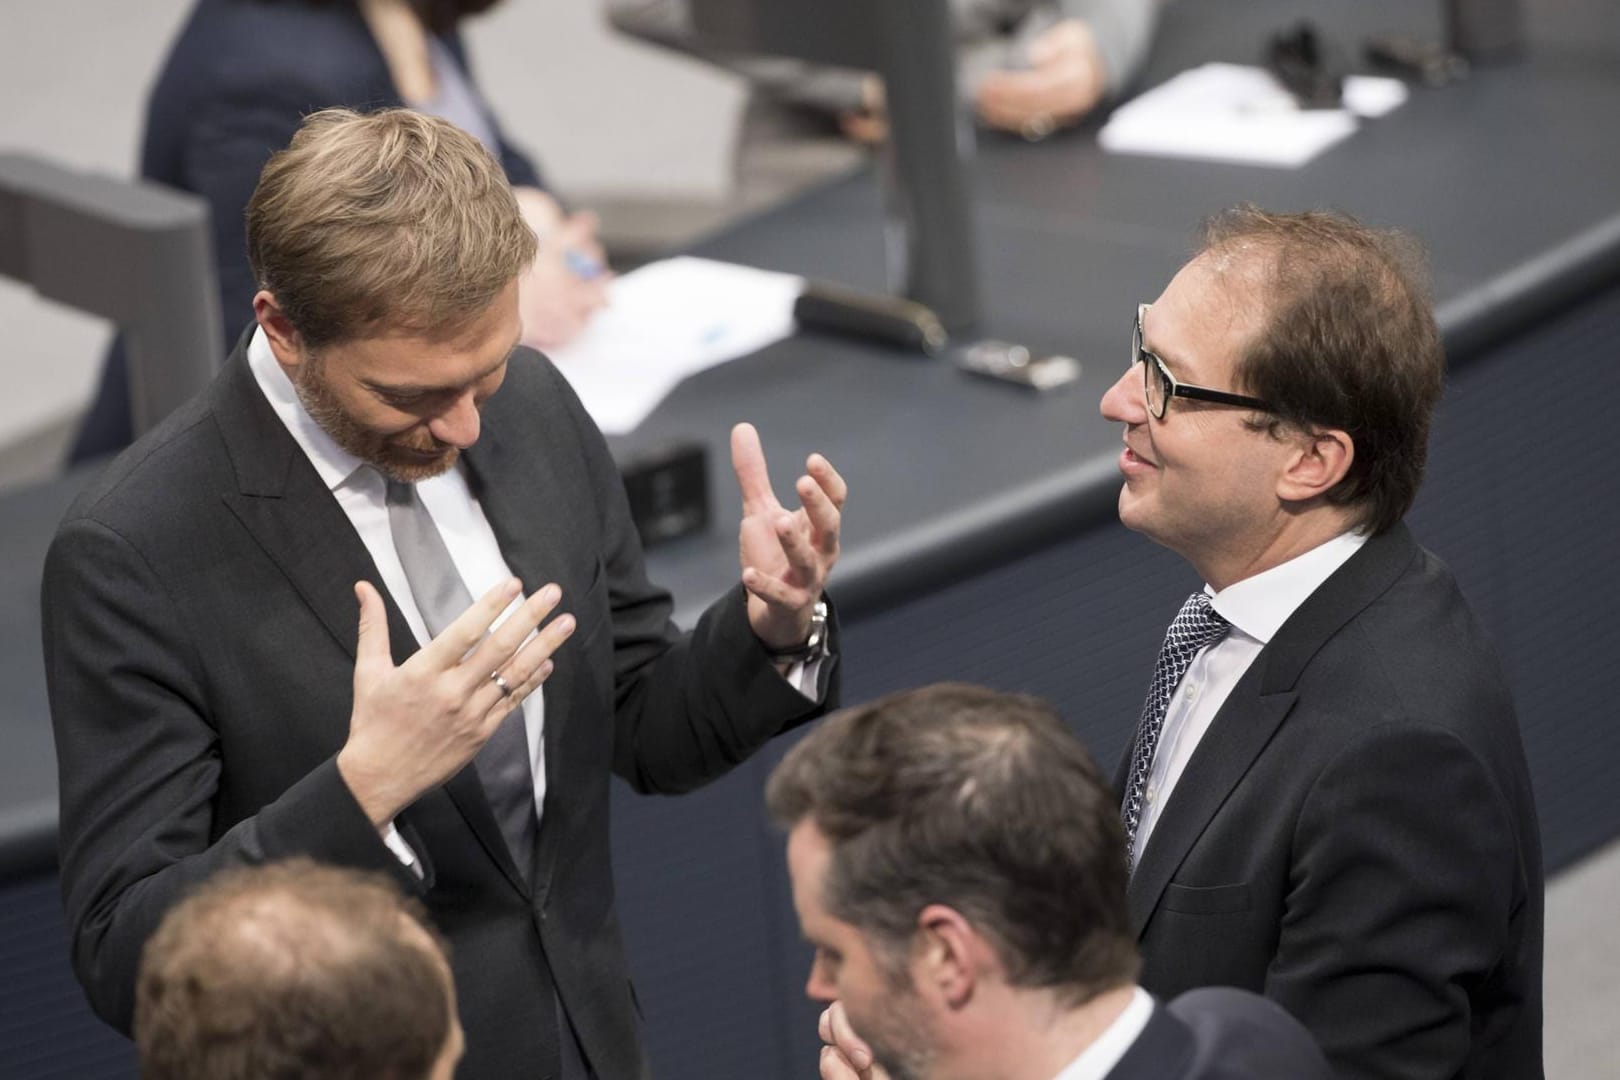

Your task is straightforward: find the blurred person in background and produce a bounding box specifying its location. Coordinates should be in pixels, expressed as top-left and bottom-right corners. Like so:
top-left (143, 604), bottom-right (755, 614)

top-left (72, 0), bottom-right (609, 463)
top-left (609, 0), bottom-right (1162, 206)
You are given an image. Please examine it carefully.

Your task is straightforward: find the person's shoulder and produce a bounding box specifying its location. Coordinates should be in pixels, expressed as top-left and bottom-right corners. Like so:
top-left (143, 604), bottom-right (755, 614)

top-left (1284, 524), bottom-right (1513, 733)
top-left (1165, 988), bottom-right (1334, 1079)
top-left (155, 0), bottom-right (388, 111)
top-left (490, 346), bottom-right (596, 434)
top-left (58, 391), bottom-right (230, 547)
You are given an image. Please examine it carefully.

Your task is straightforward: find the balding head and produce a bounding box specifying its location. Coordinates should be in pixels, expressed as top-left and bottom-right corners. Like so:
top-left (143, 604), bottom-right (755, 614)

top-left (135, 859), bottom-right (461, 1080)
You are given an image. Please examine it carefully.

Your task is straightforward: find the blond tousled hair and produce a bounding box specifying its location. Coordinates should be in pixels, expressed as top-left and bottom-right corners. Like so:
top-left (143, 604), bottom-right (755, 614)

top-left (246, 107), bottom-right (536, 347)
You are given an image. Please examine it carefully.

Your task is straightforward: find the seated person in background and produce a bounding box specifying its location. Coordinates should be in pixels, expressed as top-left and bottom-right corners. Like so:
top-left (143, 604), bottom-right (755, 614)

top-left (768, 682), bottom-right (1334, 1080)
top-left (608, 0), bottom-right (1163, 206)
top-left (73, 0), bottom-right (607, 462)
top-left (136, 858), bottom-right (463, 1080)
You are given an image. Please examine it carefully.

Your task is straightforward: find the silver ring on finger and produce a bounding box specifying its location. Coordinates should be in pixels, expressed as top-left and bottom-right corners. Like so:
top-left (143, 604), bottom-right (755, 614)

top-left (491, 671), bottom-right (512, 698)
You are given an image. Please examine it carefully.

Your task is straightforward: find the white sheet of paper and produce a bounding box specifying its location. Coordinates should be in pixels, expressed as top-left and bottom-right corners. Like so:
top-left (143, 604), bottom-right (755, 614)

top-left (1099, 63), bottom-right (1407, 169)
top-left (544, 256), bottom-right (805, 435)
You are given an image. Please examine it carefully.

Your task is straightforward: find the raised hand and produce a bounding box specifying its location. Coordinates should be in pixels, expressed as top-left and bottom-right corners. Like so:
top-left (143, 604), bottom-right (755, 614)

top-left (336, 577), bottom-right (575, 826)
top-left (731, 422), bottom-right (845, 652)
top-left (818, 1002), bottom-right (885, 1080)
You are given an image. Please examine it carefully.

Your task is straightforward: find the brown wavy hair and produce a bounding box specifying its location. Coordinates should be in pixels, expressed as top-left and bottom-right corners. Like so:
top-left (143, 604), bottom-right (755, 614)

top-left (1203, 206), bottom-right (1446, 536)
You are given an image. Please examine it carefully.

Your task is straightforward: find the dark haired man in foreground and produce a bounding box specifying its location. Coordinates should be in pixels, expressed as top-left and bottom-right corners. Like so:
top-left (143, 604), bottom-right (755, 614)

top-left (772, 683), bottom-right (1333, 1080)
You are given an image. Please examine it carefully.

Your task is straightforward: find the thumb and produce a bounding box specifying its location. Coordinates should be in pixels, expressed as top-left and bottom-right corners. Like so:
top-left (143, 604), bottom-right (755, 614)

top-left (354, 581), bottom-right (392, 668)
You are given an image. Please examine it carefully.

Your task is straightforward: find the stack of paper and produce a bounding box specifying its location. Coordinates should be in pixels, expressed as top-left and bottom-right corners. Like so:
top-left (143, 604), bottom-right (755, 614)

top-left (544, 256), bottom-right (805, 435)
top-left (1099, 63), bottom-right (1408, 169)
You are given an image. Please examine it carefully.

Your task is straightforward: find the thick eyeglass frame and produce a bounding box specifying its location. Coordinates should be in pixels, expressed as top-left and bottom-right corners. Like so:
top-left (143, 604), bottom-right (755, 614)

top-left (1133, 303), bottom-right (1275, 420)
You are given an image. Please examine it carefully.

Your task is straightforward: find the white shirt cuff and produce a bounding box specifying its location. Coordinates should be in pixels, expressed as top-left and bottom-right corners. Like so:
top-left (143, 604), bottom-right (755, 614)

top-left (381, 820), bottom-right (424, 880)
top-left (785, 656), bottom-right (825, 701)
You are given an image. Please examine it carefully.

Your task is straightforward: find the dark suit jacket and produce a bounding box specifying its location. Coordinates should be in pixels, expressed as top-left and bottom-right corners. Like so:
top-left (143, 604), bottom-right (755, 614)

top-left (72, 0), bottom-right (544, 461)
top-left (44, 336), bottom-right (836, 1078)
top-left (1108, 988), bottom-right (1334, 1079)
top-left (1120, 525), bottom-right (1543, 1080)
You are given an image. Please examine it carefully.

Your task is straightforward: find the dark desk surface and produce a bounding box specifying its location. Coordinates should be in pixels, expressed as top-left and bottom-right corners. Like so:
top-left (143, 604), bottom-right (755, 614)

top-left (5, 0), bottom-right (1619, 875)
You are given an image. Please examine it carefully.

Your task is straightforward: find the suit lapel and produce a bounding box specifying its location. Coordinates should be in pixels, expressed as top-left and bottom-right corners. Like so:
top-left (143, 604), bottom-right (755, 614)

top-left (212, 343), bottom-right (417, 666)
top-left (1127, 527), bottom-right (1422, 934)
top-left (462, 392), bottom-right (593, 908)
top-left (1127, 675), bottom-right (1297, 933)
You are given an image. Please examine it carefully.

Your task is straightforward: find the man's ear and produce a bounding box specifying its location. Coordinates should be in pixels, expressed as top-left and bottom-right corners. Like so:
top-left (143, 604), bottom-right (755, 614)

top-left (914, 904), bottom-right (995, 1010)
top-left (1276, 426), bottom-right (1354, 503)
top-left (253, 290), bottom-right (305, 372)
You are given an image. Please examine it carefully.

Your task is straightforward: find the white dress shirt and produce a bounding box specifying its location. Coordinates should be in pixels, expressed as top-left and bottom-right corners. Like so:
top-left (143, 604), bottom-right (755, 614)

top-left (1130, 531), bottom-right (1368, 866)
top-left (1051, 987), bottom-right (1155, 1080)
top-left (248, 328), bottom-right (820, 872)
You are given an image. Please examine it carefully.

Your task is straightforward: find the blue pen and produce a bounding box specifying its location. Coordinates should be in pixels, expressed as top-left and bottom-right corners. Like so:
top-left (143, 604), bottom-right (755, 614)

top-left (564, 248), bottom-right (604, 280)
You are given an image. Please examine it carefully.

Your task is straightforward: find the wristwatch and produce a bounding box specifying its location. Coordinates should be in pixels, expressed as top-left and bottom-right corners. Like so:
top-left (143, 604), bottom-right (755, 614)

top-left (764, 600), bottom-right (829, 664)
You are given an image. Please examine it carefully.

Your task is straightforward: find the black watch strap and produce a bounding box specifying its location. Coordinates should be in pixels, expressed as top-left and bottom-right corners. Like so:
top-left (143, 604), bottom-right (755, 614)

top-left (764, 599), bottom-right (829, 664)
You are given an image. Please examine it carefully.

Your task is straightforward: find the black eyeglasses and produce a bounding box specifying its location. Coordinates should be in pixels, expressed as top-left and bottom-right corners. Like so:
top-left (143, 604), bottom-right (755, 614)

top-left (1133, 303), bottom-right (1275, 420)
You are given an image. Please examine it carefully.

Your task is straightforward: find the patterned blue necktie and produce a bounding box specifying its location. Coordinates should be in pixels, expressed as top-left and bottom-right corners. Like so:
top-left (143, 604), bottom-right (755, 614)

top-left (1123, 591), bottom-right (1230, 873)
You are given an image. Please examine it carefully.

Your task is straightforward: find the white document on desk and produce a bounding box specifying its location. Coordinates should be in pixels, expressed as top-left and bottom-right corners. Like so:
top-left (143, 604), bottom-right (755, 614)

top-left (1099, 63), bottom-right (1408, 168)
top-left (545, 256), bottom-right (806, 435)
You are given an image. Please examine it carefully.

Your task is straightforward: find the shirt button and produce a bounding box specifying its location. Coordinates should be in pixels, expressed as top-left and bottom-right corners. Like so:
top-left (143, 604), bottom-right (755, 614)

top-left (1183, 682), bottom-right (1199, 701)
top-left (1145, 788), bottom-right (1157, 804)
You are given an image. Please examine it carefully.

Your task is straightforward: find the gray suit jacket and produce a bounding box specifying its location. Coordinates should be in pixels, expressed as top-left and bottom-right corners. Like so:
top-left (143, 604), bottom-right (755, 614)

top-left (1120, 526), bottom-right (1542, 1079)
top-left (44, 336), bottom-right (838, 1078)
top-left (1108, 988), bottom-right (1333, 1079)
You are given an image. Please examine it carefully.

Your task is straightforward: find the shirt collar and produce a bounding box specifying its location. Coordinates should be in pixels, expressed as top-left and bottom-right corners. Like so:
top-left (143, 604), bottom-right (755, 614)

top-left (247, 325), bottom-right (367, 492)
top-left (1209, 530), bottom-right (1369, 645)
top-left (1052, 987), bottom-right (1155, 1080)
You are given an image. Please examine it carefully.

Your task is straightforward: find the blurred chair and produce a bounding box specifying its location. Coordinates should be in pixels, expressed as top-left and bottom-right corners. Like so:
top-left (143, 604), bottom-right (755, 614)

top-left (0, 152), bottom-right (221, 442)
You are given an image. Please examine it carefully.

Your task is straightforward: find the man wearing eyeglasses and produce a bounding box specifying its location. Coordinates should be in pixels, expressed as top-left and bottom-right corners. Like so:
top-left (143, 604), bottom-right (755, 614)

top-left (1095, 207), bottom-right (1544, 1080)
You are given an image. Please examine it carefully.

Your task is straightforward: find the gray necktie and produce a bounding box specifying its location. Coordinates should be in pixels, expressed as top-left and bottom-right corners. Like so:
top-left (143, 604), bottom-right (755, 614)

top-left (384, 478), bottom-right (540, 885)
top-left (1122, 591), bottom-right (1230, 874)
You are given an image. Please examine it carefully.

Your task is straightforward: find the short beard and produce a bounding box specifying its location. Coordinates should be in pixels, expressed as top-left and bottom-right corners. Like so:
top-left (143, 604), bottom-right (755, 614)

top-left (292, 351), bottom-right (460, 484)
top-left (859, 960), bottom-right (939, 1080)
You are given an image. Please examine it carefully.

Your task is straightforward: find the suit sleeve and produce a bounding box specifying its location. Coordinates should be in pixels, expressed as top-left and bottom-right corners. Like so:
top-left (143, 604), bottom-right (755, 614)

top-left (539, 361), bottom-right (839, 794)
top-left (1266, 721), bottom-right (1528, 1080)
top-left (42, 516), bottom-right (418, 1033)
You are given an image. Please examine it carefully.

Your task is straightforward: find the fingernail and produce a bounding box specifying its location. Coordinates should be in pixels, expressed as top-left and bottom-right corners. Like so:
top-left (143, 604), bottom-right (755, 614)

top-left (540, 583), bottom-right (561, 605)
top-left (537, 660), bottom-right (554, 680)
top-left (556, 614), bottom-right (575, 635)
top-left (505, 577), bottom-right (522, 596)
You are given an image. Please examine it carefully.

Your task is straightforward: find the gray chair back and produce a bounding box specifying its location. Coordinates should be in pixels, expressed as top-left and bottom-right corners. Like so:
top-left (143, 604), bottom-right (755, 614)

top-left (0, 152), bottom-right (221, 438)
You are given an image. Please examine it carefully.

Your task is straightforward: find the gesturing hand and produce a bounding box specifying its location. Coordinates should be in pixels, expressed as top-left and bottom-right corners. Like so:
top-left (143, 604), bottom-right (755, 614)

top-left (731, 422), bottom-right (846, 651)
top-left (336, 577), bottom-right (575, 827)
top-left (818, 1002), bottom-right (885, 1080)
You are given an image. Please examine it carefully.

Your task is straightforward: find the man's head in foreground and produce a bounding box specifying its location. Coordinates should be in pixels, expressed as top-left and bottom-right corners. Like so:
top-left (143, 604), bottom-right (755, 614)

top-left (246, 107), bottom-right (536, 482)
top-left (135, 858), bottom-right (462, 1080)
top-left (1100, 206), bottom-right (1444, 588)
top-left (766, 683), bottom-right (1139, 1080)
